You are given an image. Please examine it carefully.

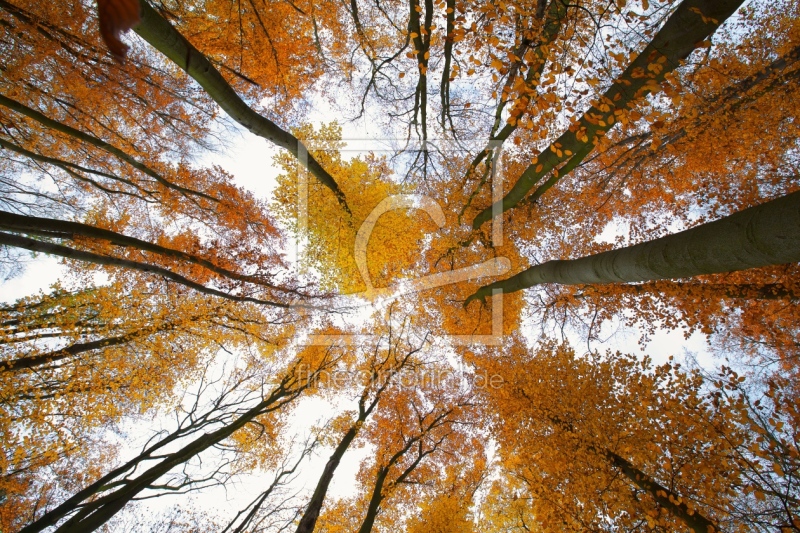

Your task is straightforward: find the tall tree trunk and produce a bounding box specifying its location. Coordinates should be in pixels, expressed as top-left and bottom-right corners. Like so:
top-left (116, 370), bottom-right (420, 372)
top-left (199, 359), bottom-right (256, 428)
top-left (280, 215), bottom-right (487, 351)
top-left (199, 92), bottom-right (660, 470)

top-left (133, 0), bottom-right (350, 214)
top-left (548, 414), bottom-right (721, 532)
top-left (356, 467), bottom-right (390, 533)
top-left (294, 424), bottom-right (361, 533)
top-left (356, 444), bottom-right (430, 533)
top-left (582, 281), bottom-right (800, 301)
top-left (0, 210), bottom-right (286, 291)
top-left (2, 332), bottom-right (141, 372)
top-left (472, 0), bottom-right (747, 228)
top-left (293, 338), bottom-right (420, 533)
top-left (467, 190), bottom-right (800, 304)
top-left (0, 232), bottom-right (287, 307)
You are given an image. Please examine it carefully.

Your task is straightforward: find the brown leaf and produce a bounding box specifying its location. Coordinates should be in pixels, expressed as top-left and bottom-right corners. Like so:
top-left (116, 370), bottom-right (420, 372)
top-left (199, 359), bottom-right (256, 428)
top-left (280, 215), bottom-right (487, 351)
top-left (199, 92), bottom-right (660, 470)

top-left (97, 0), bottom-right (142, 62)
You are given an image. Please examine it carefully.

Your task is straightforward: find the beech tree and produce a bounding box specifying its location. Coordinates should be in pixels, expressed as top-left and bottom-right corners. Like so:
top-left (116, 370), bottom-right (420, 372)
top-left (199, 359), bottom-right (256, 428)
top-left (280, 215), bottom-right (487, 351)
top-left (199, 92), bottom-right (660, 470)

top-left (465, 189), bottom-right (800, 304)
top-left (1, 0), bottom-right (799, 530)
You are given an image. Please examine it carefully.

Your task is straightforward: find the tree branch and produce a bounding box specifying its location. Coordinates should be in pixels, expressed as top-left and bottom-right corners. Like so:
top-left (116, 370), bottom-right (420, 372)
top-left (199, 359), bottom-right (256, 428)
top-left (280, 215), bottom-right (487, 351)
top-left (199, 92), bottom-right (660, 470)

top-left (133, 0), bottom-right (351, 214)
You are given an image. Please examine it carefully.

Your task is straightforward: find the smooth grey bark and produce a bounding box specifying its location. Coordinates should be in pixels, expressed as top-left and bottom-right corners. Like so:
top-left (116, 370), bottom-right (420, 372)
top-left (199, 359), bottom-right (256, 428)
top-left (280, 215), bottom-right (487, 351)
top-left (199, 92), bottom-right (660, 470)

top-left (584, 281), bottom-right (800, 301)
top-left (472, 0), bottom-right (746, 228)
top-left (133, 0), bottom-right (350, 213)
top-left (466, 190), bottom-right (800, 305)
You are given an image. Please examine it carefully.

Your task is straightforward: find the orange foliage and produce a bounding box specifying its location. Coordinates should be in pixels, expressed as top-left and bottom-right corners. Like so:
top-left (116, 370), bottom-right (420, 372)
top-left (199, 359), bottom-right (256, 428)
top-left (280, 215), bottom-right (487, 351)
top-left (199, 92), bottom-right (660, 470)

top-left (1, 0), bottom-right (799, 531)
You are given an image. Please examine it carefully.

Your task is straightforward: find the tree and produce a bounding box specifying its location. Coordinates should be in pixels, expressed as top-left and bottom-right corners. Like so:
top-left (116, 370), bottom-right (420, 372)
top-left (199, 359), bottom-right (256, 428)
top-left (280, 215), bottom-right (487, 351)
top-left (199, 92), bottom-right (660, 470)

top-left (2, 0), bottom-right (799, 530)
top-left (17, 343), bottom-right (339, 533)
top-left (465, 189), bottom-right (800, 304)
top-left (0, 282), bottom-right (234, 526)
top-left (294, 312), bottom-right (428, 533)
top-left (474, 339), bottom-right (748, 532)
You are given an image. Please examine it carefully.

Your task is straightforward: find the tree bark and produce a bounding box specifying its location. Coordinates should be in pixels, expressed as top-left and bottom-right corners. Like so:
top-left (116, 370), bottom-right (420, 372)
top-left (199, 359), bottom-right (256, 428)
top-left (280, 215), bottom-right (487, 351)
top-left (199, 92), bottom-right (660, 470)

top-left (133, 0), bottom-right (350, 213)
top-left (293, 337), bottom-right (423, 533)
top-left (356, 443), bottom-right (429, 533)
top-left (356, 467), bottom-right (390, 533)
top-left (467, 190), bottom-right (800, 304)
top-left (294, 424), bottom-right (361, 533)
top-left (585, 281), bottom-right (800, 301)
top-left (0, 210), bottom-right (287, 291)
top-left (472, 0), bottom-right (747, 228)
top-left (2, 332), bottom-right (139, 372)
top-left (545, 414), bottom-right (721, 532)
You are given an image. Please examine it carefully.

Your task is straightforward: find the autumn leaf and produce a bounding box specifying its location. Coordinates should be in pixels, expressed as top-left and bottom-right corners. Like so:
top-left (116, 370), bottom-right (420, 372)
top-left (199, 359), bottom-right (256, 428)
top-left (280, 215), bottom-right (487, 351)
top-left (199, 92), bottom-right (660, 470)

top-left (96, 0), bottom-right (141, 61)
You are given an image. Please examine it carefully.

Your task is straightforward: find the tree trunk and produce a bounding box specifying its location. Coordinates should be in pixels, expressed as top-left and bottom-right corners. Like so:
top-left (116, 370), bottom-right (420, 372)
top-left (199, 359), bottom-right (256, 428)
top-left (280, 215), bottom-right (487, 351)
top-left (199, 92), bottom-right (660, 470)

top-left (294, 345), bottom-right (414, 533)
top-left (133, 0), bottom-right (349, 213)
top-left (0, 232), bottom-right (286, 307)
top-left (2, 332), bottom-right (138, 372)
top-left (547, 414), bottom-right (721, 532)
top-left (0, 210), bottom-right (285, 290)
top-left (356, 467), bottom-right (390, 533)
top-left (472, 0), bottom-right (747, 228)
top-left (295, 424), bottom-right (361, 533)
top-left (467, 190), bottom-right (800, 304)
top-left (20, 375), bottom-right (309, 533)
top-left (586, 281), bottom-right (800, 301)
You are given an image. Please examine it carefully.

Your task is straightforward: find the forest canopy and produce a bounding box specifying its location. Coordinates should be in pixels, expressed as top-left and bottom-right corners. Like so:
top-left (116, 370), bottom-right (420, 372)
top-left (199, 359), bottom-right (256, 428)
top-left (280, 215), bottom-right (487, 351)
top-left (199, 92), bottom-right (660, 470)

top-left (1, 0), bottom-right (799, 531)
